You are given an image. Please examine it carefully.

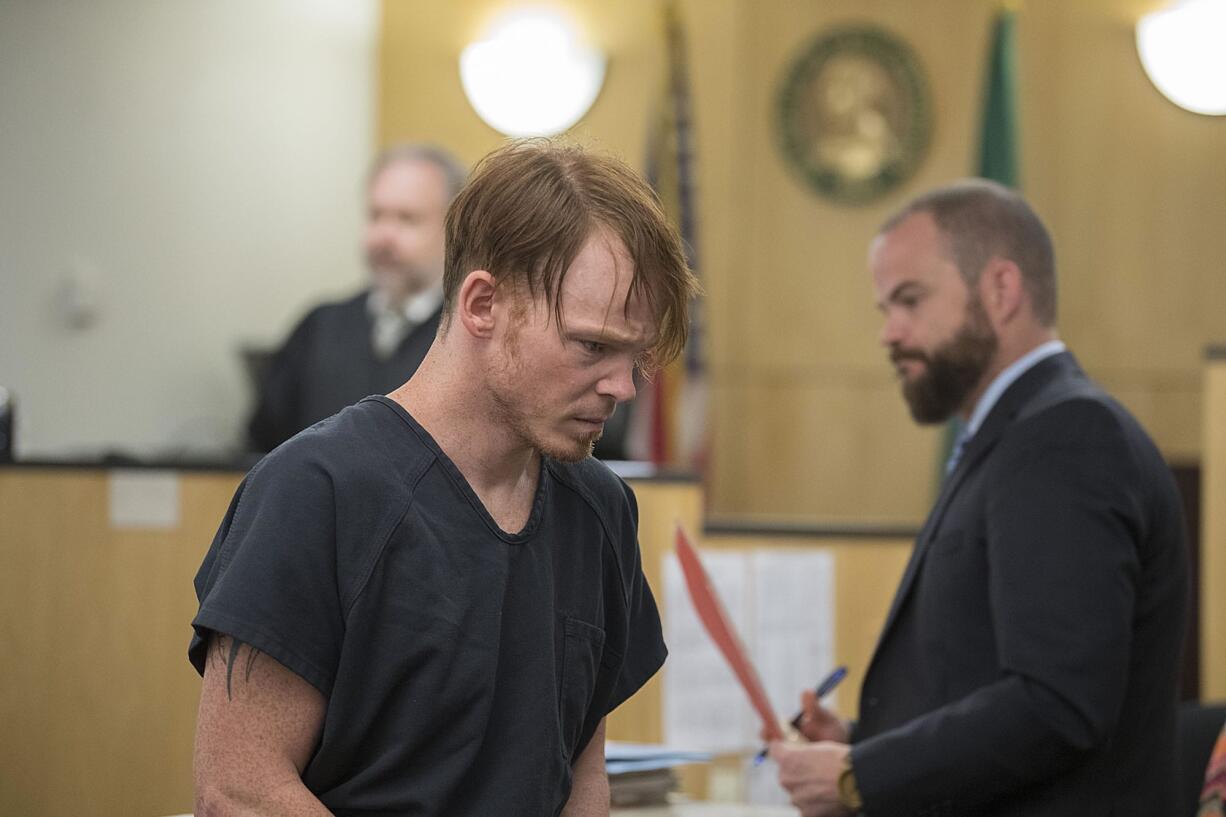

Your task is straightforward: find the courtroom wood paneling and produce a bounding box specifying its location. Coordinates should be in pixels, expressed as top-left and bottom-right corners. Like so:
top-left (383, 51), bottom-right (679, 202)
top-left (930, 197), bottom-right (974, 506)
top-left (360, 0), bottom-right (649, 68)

top-left (705, 0), bottom-right (1226, 523)
top-left (0, 470), bottom-right (241, 817)
top-left (1202, 356), bottom-right (1226, 698)
top-left (1096, 372), bottom-right (1203, 462)
top-left (377, 1), bottom-right (1226, 525)
top-left (705, 0), bottom-right (996, 527)
top-left (708, 377), bottom-right (940, 524)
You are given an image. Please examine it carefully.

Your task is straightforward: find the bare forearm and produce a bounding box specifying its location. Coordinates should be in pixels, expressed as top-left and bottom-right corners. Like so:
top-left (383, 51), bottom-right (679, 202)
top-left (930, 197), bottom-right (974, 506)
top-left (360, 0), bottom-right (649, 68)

top-left (195, 635), bottom-right (331, 817)
top-left (561, 719), bottom-right (610, 817)
top-left (195, 776), bottom-right (334, 817)
top-left (561, 768), bottom-right (609, 817)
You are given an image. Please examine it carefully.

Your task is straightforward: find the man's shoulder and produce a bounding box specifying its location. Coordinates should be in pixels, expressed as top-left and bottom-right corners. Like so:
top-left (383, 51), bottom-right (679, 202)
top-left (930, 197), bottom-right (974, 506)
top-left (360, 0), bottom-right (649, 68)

top-left (547, 459), bottom-right (644, 608)
top-left (297, 289), bottom-right (370, 324)
top-left (547, 458), bottom-right (637, 533)
top-left (989, 351), bottom-right (1128, 444)
top-left (548, 456), bottom-right (633, 502)
top-left (1017, 358), bottom-right (1146, 445)
top-left (1016, 353), bottom-right (1105, 418)
top-left (997, 361), bottom-right (1170, 490)
top-left (257, 398), bottom-right (436, 495)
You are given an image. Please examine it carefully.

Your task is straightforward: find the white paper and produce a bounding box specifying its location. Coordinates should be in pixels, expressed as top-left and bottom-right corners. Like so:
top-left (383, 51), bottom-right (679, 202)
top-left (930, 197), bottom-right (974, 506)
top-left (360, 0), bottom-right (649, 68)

top-left (107, 469), bottom-right (180, 529)
top-left (661, 546), bottom-right (837, 760)
top-left (752, 549), bottom-right (837, 722)
top-left (743, 753), bottom-right (795, 806)
top-left (663, 550), bottom-right (755, 752)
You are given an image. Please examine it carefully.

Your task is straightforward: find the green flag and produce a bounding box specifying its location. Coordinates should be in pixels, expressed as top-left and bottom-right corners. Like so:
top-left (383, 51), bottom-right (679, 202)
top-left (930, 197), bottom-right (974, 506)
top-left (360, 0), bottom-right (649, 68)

top-left (978, 8), bottom-right (1019, 186)
top-left (937, 6), bottom-right (1020, 490)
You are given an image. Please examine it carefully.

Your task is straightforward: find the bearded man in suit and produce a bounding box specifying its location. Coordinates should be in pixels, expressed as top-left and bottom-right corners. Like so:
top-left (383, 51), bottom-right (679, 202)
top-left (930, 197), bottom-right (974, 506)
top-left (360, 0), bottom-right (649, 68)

top-left (771, 180), bottom-right (1188, 817)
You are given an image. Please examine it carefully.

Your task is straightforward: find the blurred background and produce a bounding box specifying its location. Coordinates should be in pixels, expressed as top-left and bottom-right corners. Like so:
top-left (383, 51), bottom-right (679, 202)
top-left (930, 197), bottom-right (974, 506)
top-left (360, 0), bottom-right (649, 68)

top-left (2, 1), bottom-right (1225, 814)
top-left (3, 0), bottom-right (1224, 526)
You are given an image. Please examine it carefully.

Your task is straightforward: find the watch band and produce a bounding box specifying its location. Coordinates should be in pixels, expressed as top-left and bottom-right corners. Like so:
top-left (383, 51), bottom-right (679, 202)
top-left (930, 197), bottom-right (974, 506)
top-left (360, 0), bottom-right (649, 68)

top-left (837, 754), bottom-right (864, 811)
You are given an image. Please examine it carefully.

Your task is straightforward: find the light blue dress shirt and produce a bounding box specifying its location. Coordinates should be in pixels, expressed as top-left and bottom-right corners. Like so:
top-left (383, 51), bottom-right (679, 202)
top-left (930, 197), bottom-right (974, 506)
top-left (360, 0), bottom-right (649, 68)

top-left (944, 339), bottom-right (1066, 476)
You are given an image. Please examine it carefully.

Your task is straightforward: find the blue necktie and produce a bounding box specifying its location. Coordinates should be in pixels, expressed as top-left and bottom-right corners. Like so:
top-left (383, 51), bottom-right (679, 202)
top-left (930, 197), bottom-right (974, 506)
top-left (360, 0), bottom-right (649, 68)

top-left (945, 426), bottom-right (971, 477)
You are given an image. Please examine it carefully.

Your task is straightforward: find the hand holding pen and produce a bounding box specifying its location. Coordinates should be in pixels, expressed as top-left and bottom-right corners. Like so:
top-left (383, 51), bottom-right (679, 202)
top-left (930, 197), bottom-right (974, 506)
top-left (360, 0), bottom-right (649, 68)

top-left (754, 665), bottom-right (848, 764)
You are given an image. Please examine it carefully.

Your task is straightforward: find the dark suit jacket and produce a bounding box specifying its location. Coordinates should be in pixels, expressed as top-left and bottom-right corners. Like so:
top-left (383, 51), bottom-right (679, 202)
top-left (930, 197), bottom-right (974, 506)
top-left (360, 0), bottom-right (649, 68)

top-left (851, 352), bottom-right (1188, 817)
top-left (247, 290), bottom-right (441, 452)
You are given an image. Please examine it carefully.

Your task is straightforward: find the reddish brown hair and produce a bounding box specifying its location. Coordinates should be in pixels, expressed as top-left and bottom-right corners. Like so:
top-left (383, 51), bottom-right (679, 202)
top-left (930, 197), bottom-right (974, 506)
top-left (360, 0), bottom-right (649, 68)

top-left (443, 139), bottom-right (698, 371)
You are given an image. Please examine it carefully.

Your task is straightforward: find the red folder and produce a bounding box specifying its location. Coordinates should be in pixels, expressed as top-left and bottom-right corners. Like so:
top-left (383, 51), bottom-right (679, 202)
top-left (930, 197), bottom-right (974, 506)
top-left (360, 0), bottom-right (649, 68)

top-left (674, 523), bottom-right (784, 742)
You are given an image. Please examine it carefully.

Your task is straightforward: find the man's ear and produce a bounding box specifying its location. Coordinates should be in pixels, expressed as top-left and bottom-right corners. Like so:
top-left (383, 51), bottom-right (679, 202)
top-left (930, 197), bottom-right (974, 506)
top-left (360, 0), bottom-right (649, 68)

top-left (979, 257), bottom-right (1025, 326)
top-left (456, 270), bottom-right (497, 339)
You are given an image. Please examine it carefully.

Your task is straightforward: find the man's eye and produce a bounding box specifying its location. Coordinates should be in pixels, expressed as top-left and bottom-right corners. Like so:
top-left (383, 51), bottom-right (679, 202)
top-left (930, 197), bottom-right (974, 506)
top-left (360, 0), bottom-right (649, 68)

top-left (581, 340), bottom-right (606, 354)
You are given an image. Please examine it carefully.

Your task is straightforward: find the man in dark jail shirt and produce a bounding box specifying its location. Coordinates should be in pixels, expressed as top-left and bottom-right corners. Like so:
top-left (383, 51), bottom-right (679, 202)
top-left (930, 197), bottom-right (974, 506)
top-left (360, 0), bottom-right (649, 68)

top-left (190, 139), bottom-right (699, 816)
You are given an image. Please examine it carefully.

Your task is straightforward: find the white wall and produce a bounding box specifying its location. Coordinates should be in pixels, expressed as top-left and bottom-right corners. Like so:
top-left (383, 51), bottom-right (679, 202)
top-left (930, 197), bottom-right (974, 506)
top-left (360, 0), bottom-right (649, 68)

top-left (0, 0), bottom-right (379, 458)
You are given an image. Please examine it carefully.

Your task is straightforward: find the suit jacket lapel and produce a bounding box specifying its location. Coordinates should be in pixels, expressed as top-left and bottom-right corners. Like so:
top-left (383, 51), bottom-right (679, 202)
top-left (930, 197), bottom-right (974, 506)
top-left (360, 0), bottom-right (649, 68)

top-left (868, 352), bottom-right (1082, 666)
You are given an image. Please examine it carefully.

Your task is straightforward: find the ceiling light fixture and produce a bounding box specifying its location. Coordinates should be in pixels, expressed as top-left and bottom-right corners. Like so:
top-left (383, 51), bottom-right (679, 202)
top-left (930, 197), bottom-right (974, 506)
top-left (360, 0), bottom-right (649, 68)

top-left (460, 7), bottom-right (606, 136)
top-left (1137, 0), bottom-right (1226, 115)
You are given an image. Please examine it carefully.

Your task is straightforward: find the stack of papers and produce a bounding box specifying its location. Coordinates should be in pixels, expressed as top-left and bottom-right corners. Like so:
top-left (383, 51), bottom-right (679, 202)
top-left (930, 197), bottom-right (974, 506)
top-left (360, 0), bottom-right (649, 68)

top-left (606, 742), bottom-right (713, 774)
top-left (606, 742), bottom-right (713, 807)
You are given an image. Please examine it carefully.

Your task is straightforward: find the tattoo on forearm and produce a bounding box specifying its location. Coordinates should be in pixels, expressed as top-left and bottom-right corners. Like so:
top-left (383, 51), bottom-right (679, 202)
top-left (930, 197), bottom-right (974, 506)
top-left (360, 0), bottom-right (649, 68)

top-left (210, 635), bottom-right (262, 701)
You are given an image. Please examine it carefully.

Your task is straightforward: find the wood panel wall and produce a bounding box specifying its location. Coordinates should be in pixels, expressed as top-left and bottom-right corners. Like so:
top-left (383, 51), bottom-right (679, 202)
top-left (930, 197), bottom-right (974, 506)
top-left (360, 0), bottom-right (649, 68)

top-left (0, 469), bottom-right (240, 817)
top-left (1202, 350), bottom-right (1226, 699)
top-left (378, 0), bottom-right (1226, 526)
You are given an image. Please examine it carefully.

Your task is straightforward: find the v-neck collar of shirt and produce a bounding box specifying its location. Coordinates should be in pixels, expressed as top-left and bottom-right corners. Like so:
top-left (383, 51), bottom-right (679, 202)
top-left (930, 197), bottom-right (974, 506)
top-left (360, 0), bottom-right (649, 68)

top-left (366, 395), bottom-right (548, 544)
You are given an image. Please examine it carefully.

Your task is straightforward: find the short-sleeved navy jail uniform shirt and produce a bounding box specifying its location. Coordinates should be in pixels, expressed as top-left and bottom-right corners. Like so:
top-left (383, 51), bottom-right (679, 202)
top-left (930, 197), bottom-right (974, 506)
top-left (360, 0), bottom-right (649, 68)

top-left (189, 396), bottom-right (667, 816)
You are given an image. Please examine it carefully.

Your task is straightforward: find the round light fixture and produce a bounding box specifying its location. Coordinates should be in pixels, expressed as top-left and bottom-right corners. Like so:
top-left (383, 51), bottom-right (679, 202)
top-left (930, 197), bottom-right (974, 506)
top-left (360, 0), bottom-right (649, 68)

top-left (460, 8), bottom-right (606, 136)
top-left (1137, 0), bottom-right (1226, 116)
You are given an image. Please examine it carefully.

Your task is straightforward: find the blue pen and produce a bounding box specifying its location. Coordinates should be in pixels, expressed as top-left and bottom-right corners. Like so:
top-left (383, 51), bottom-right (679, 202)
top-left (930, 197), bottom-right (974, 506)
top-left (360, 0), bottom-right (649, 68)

top-left (753, 665), bottom-right (848, 765)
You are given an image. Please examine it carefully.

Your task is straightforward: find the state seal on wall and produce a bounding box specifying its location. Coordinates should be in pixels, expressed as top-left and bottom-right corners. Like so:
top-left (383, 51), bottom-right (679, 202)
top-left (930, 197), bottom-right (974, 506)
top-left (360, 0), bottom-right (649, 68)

top-left (777, 24), bottom-right (932, 204)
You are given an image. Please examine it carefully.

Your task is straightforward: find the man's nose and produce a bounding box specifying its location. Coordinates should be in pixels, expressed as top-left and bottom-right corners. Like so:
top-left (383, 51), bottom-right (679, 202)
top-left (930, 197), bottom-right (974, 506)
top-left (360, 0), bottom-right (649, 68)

top-left (366, 217), bottom-right (394, 246)
top-left (599, 361), bottom-right (637, 404)
top-left (879, 312), bottom-right (905, 348)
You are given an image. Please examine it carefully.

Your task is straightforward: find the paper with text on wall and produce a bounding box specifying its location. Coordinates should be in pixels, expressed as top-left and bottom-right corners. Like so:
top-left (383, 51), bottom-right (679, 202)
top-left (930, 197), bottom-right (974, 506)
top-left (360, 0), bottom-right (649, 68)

top-left (673, 523), bottom-right (785, 742)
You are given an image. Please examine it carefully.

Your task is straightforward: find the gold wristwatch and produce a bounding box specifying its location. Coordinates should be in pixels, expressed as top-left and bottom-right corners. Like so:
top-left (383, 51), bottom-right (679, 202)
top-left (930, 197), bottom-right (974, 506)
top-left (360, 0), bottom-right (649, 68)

top-left (837, 753), bottom-right (863, 811)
